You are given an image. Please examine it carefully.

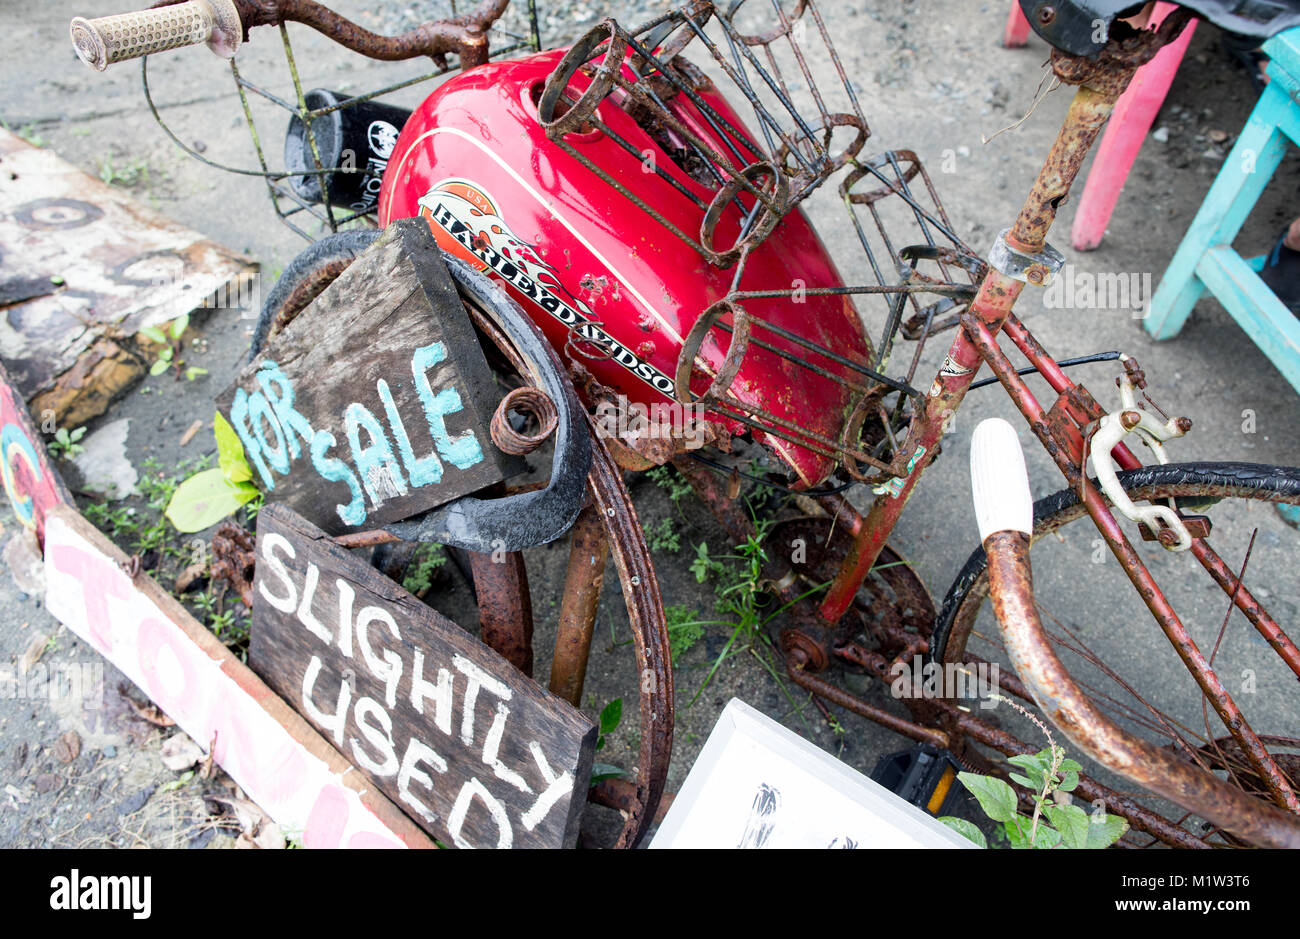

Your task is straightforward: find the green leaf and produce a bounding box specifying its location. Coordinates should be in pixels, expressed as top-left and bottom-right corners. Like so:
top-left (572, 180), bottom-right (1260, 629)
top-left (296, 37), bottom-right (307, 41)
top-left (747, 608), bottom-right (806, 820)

top-left (170, 313), bottom-right (189, 340)
top-left (956, 772), bottom-right (1019, 823)
top-left (1003, 818), bottom-right (1030, 849)
top-left (1007, 752), bottom-right (1051, 788)
top-left (589, 763), bottom-right (626, 785)
top-left (164, 468), bottom-right (258, 533)
top-left (599, 698), bottom-right (623, 736)
top-left (184, 367), bottom-right (208, 381)
top-left (1029, 824), bottom-right (1062, 849)
top-left (139, 326), bottom-right (167, 344)
top-left (69, 427), bottom-right (86, 442)
top-left (1085, 812), bottom-right (1129, 849)
top-left (1008, 773), bottom-right (1035, 788)
top-left (939, 817), bottom-right (986, 848)
top-left (55, 427), bottom-right (69, 445)
top-left (1058, 770), bottom-right (1079, 793)
top-left (1060, 758), bottom-right (1082, 774)
top-left (1044, 803), bottom-right (1090, 848)
top-left (214, 412), bottom-right (253, 484)
top-left (149, 359), bottom-right (170, 376)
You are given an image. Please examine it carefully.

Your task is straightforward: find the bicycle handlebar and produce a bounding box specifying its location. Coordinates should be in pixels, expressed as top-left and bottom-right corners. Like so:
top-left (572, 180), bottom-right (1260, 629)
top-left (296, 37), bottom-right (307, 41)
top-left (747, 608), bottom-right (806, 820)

top-left (70, 0), bottom-right (242, 71)
top-left (70, 0), bottom-right (512, 72)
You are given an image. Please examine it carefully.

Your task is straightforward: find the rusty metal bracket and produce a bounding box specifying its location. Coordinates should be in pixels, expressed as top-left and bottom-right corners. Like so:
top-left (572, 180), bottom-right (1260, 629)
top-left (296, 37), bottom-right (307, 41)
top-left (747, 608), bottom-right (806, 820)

top-left (987, 228), bottom-right (1065, 287)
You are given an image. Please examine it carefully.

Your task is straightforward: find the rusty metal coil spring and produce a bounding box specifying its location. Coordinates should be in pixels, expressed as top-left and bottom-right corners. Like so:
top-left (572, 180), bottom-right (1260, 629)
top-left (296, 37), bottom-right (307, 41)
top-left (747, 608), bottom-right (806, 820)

top-left (491, 386), bottom-right (559, 455)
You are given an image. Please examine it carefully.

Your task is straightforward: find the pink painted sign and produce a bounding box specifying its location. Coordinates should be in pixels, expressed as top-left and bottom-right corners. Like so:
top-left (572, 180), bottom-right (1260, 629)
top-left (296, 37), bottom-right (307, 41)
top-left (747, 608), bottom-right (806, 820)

top-left (0, 361), bottom-right (71, 546)
top-left (42, 506), bottom-right (432, 849)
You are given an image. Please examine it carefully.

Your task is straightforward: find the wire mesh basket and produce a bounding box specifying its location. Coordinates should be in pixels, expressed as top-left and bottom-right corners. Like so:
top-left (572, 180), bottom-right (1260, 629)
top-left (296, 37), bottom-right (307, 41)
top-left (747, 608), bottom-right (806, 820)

top-left (538, 0), bottom-right (987, 486)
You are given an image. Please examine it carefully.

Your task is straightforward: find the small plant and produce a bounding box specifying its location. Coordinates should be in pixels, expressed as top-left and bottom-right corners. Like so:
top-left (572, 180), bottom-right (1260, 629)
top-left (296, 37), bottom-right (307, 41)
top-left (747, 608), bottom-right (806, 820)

top-left (590, 698), bottom-right (625, 785)
top-left (940, 695), bottom-right (1129, 849)
top-left (140, 313), bottom-right (208, 382)
top-left (647, 516), bottom-right (681, 553)
top-left (165, 413), bottom-right (260, 533)
top-left (98, 155), bottom-right (151, 188)
top-left (3, 121), bottom-right (47, 148)
top-left (47, 426), bottom-right (87, 461)
top-left (664, 604), bottom-right (704, 662)
top-left (402, 543), bottom-right (447, 597)
top-left (647, 465), bottom-right (693, 507)
top-left (159, 770), bottom-right (195, 793)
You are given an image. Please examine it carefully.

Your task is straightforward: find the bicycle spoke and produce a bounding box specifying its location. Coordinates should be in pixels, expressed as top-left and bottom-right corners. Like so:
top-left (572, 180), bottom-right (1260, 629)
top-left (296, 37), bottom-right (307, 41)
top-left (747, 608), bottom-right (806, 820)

top-left (1082, 481), bottom-right (1300, 813)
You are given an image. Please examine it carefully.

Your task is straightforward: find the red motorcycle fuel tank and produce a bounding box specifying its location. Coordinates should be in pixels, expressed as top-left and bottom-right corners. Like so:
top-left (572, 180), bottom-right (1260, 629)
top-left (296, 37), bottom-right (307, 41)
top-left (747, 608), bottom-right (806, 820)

top-left (379, 48), bottom-right (872, 487)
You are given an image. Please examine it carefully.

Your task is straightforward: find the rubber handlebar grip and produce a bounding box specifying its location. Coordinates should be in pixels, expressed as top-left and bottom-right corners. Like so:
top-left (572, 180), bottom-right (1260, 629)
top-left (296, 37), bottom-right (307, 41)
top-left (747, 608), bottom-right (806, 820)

top-left (970, 417), bottom-right (1033, 541)
top-left (70, 0), bottom-right (241, 71)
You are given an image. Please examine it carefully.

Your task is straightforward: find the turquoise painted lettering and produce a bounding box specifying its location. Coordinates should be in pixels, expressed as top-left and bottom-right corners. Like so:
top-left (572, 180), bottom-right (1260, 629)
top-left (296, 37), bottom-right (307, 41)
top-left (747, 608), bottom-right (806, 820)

top-left (258, 361), bottom-right (315, 460)
top-left (310, 429), bottom-right (367, 527)
top-left (230, 388), bottom-right (276, 489)
top-left (344, 402), bottom-right (408, 507)
top-left (411, 343), bottom-right (484, 471)
top-left (378, 378), bottom-right (443, 487)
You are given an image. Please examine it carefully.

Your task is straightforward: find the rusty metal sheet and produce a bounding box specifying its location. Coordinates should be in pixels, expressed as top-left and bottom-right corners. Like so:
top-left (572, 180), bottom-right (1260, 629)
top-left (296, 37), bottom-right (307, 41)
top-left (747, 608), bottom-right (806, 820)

top-left (0, 129), bottom-right (255, 424)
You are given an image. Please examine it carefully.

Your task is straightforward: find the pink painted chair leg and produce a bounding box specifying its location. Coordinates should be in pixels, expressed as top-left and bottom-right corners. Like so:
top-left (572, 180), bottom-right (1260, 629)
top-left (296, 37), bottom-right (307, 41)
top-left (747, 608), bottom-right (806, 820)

top-left (1071, 3), bottom-right (1197, 251)
top-left (1004, 1), bottom-right (1031, 48)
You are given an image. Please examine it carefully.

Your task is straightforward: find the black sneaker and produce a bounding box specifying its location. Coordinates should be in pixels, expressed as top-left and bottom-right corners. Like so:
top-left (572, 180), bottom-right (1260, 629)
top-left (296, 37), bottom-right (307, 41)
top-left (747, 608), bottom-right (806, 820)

top-left (1258, 228), bottom-right (1300, 316)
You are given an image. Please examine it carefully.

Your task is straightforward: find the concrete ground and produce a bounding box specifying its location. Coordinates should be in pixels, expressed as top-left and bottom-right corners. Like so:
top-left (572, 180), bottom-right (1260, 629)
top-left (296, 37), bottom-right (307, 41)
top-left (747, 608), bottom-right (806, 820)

top-left (1, 0), bottom-right (1298, 847)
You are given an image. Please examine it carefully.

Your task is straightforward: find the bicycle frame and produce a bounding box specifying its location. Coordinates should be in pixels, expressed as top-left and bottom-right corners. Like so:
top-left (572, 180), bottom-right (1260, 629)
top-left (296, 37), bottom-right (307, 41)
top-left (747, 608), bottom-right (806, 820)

top-left (777, 11), bottom-right (1300, 845)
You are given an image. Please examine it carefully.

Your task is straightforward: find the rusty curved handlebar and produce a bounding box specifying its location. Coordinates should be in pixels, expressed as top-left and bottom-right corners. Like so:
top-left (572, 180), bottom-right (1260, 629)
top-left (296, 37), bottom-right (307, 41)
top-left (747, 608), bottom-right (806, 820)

top-left (226, 0), bottom-right (509, 65)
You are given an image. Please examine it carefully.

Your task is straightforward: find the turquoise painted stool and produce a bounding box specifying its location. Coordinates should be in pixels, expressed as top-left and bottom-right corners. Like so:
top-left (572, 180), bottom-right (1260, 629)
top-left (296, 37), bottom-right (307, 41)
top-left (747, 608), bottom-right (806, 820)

top-left (1145, 27), bottom-right (1300, 397)
top-left (1144, 27), bottom-right (1300, 528)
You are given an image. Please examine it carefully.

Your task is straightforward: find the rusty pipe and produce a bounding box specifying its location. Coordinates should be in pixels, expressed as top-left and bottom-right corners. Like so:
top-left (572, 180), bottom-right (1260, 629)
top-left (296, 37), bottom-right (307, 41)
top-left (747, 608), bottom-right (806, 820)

top-left (549, 503), bottom-right (609, 706)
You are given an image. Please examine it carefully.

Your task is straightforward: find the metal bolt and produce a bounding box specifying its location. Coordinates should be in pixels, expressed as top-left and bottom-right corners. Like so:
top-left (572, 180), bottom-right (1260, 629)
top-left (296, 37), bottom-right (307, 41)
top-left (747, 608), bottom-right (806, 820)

top-left (1158, 528), bottom-right (1179, 548)
top-left (1120, 410), bottom-right (1142, 431)
top-left (1037, 5), bottom-right (1056, 25)
top-left (1175, 417), bottom-right (1193, 434)
top-left (1025, 266), bottom-right (1045, 285)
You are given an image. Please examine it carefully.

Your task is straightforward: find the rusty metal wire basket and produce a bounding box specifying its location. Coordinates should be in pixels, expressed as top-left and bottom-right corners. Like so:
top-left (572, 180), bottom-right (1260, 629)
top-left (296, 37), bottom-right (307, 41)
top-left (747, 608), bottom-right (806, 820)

top-left (141, 0), bottom-right (542, 241)
top-left (538, 0), bottom-right (987, 487)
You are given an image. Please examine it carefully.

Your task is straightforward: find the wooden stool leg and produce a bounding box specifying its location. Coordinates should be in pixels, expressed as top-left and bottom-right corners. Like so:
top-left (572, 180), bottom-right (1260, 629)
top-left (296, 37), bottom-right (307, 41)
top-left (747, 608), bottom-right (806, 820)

top-left (1071, 4), bottom-right (1196, 251)
top-left (1145, 82), bottom-right (1291, 340)
top-left (1003, 1), bottom-right (1031, 48)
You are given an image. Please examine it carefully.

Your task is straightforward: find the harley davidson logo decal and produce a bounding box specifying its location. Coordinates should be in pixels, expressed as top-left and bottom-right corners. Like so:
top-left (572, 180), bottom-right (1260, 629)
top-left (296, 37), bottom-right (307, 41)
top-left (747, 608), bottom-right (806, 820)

top-left (417, 179), bottom-right (677, 396)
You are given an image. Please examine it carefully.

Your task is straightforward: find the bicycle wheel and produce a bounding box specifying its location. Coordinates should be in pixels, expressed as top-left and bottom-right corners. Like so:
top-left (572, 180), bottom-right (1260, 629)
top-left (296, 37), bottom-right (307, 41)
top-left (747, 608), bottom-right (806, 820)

top-left (252, 231), bottom-right (672, 848)
top-left (933, 462), bottom-right (1300, 847)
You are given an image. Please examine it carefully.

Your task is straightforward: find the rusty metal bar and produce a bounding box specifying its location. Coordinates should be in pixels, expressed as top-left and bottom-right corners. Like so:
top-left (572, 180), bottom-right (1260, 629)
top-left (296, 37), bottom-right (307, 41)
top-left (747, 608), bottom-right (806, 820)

top-left (983, 529), bottom-right (1300, 848)
top-left (468, 550), bottom-right (534, 677)
top-left (549, 503), bottom-right (610, 706)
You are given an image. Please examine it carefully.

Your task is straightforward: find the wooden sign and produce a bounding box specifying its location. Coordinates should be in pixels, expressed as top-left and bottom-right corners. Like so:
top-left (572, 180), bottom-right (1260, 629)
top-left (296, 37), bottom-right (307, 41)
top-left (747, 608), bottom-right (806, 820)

top-left (218, 219), bottom-right (519, 536)
top-left (43, 505), bottom-right (433, 849)
top-left (248, 504), bottom-right (596, 848)
top-left (0, 360), bottom-right (73, 546)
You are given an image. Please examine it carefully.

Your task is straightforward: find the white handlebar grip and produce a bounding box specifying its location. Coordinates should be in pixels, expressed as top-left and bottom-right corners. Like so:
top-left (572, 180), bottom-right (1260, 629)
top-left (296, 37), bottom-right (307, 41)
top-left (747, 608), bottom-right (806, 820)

top-left (970, 418), bottom-right (1033, 541)
top-left (70, 0), bottom-right (242, 72)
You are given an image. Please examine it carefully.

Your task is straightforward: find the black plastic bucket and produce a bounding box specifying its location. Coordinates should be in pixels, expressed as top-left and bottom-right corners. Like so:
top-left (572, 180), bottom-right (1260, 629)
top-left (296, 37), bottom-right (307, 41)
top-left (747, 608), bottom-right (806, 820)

top-left (284, 89), bottom-right (412, 214)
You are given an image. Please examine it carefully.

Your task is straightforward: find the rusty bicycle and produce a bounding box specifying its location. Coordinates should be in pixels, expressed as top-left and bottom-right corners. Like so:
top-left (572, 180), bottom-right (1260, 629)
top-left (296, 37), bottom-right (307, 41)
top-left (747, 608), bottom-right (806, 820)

top-left (67, 0), bottom-right (1300, 847)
